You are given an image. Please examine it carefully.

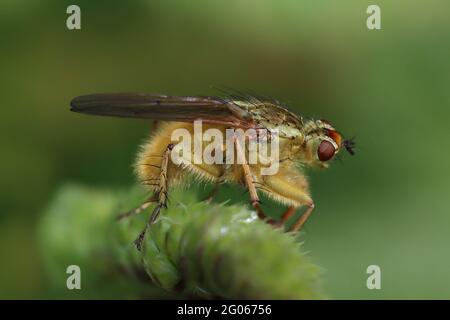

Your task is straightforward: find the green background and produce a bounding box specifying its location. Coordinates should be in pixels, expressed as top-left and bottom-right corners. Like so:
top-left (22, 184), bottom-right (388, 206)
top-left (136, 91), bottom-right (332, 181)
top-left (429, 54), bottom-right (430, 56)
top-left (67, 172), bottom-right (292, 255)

top-left (1, 0), bottom-right (450, 299)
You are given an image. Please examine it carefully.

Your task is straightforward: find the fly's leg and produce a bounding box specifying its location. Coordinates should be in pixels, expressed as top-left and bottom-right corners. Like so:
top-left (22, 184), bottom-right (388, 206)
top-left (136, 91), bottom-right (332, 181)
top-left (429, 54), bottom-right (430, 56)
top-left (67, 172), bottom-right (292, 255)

top-left (277, 206), bottom-right (297, 226)
top-left (116, 195), bottom-right (157, 221)
top-left (234, 135), bottom-right (275, 223)
top-left (276, 206), bottom-right (316, 232)
top-left (289, 203), bottom-right (315, 232)
top-left (134, 143), bottom-right (174, 251)
top-left (277, 203), bottom-right (315, 233)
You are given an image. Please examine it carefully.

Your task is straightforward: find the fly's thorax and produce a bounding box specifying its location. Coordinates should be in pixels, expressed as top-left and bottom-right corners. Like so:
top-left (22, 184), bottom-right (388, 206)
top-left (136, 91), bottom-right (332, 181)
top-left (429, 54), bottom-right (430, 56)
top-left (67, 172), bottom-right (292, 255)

top-left (276, 134), bottom-right (304, 162)
top-left (266, 122), bottom-right (303, 139)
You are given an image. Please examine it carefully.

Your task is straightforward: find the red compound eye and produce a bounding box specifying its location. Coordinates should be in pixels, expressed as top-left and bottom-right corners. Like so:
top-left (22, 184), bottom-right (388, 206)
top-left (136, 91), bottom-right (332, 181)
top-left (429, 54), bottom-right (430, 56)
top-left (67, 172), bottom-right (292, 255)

top-left (317, 140), bottom-right (336, 161)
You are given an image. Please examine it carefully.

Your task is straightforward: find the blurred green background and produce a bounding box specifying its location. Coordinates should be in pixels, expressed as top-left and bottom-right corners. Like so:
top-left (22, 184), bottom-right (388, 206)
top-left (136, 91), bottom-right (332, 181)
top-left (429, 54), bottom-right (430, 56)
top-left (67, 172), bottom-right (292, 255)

top-left (1, 0), bottom-right (450, 299)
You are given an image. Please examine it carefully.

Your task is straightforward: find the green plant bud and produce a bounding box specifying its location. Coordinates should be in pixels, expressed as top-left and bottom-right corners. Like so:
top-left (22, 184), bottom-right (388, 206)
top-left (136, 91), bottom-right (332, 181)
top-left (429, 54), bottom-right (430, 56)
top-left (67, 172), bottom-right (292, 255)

top-left (40, 184), bottom-right (324, 299)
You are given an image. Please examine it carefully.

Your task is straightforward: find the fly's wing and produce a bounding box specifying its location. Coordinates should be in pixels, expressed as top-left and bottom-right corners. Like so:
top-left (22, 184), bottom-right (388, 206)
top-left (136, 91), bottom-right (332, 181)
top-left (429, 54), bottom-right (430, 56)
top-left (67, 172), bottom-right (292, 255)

top-left (70, 93), bottom-right (251, 126)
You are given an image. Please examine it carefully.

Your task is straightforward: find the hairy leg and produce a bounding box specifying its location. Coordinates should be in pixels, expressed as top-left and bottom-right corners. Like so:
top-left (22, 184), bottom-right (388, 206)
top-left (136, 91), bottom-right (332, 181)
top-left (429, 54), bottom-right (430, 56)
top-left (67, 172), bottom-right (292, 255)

top-left (134, 143), bottom-right (174, 250)
top-left (289, 204), bottom-right (314, 232)
top-left (116, 195), bottom-right (157, 220)
top-left (234, 135), bottom-right (273, 221)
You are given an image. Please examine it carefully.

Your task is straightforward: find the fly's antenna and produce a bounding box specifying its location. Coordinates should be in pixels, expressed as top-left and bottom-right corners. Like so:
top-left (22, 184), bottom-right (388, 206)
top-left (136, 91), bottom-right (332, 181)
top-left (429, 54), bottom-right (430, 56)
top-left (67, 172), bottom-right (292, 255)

top-left (343, 137), bottom-right (356, 155)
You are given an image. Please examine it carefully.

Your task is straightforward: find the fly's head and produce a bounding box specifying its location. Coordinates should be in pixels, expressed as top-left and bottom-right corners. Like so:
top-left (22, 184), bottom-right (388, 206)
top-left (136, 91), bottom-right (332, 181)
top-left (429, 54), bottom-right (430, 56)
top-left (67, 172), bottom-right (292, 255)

top-left (298, 119), bottom-right (355, 168)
